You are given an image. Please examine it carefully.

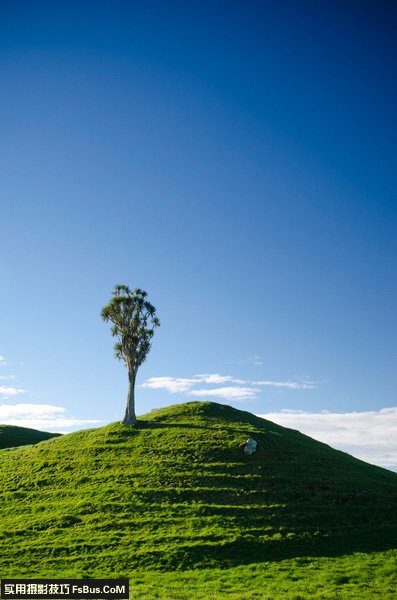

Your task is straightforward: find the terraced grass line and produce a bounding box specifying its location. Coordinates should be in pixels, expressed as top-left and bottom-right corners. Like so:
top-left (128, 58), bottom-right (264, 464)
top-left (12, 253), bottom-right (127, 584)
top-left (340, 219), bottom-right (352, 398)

top-left (1, 401), bottom-right (396, 597)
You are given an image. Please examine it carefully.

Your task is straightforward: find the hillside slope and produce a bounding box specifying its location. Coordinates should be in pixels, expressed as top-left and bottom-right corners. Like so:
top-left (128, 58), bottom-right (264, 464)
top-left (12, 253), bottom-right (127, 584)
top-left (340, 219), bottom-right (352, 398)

top-left (0, 424), bottom-right (61, 449)
top-left (0, 401), bottom-right (396, 577)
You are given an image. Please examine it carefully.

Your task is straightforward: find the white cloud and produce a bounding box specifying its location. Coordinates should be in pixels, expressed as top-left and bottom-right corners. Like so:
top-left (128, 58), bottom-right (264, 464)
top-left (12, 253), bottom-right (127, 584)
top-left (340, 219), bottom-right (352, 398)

top-left (140, 374), bottom-right (247, 393)
top-left (0, 404), bottom-right (64, 417)
top-left (0, 385), bottom-right (25, 397)
top-left (258, 407), bottom-right (397, 471)
top-left (195, 374), bottom-right (246, 385)
top-left (141, 377), bottom-right (198, 393)
top-left (0, 356), bottom-right (23, 392)
top-left (0, 403), bottom-right (103, 433)
top-left (254, 380), bottom-right (316, 389)
top-left (141, 373), bottom-right (315, 398)
top-left (189, 386), bottom-right (260, 400)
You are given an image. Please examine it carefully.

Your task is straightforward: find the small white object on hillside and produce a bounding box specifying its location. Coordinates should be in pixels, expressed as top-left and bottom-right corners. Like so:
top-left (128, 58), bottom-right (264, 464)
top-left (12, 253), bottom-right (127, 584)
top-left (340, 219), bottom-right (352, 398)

top-left (244, 438), bottom-right (257, 455)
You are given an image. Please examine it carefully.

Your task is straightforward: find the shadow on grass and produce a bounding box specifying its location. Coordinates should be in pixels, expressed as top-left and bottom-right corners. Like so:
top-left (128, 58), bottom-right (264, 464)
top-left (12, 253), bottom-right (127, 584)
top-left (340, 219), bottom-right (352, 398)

top-left (136, 527), bottom-right (397, 571)
top-left (122, 470), bottom-right (397, 568)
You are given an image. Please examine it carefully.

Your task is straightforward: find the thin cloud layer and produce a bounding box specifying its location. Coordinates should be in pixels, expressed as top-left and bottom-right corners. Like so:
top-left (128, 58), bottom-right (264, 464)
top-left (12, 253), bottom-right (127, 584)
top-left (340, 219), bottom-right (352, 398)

top-left (195, 374), bottom-right (246, 385)
top-left (0, 403), bottom-right (103, 432)
top-left (0, 355), bottom-right (23, 395)
top-left (254, 380), bottom-right (315, 389)
top-left (189, 386), bottom-right (259, 400)
top-left (258, 407), bottom-right (397, 472)
top-left (141, 374), bottom-right (247, 394)
top-left (141, 377), bottom-right (198, 394)
top-left (0, 385), bottom-right (25, 397)
top-left (141, 373), bottom-right (314, 400)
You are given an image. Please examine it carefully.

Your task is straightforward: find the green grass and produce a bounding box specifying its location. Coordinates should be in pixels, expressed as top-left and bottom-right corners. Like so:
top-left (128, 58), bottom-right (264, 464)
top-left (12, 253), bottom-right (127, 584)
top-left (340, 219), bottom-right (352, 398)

top-left (0, 424), bottom-right (60, 449)
top-left (126, 552), bottom-right (397, 599)
top-left (1, 401), bottom-right (396, 598)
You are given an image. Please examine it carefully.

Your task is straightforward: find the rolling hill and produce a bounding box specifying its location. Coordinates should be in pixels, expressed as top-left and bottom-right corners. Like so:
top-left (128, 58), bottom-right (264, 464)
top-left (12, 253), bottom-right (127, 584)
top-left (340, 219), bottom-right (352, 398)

top-left (0, 401), bottom-right (396, 597)
top-left (0, 424), bottom-right (61, 449)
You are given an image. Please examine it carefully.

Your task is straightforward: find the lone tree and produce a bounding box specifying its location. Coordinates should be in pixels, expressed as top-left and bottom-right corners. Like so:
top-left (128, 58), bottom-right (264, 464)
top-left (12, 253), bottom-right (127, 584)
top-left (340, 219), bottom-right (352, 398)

top-left (101, 284), bottom-right (160, 426)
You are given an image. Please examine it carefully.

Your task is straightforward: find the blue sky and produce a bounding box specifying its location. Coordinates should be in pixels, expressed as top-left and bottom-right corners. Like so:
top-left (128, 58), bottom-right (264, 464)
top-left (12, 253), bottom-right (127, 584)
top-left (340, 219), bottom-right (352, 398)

top-left (1, 1), bottom-right (396, 469)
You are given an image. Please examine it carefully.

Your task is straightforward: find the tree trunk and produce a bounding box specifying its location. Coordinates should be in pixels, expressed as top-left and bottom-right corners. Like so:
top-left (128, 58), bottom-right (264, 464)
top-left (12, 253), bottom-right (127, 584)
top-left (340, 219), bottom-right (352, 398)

top-left (122, 369), bottom-right (137, 426)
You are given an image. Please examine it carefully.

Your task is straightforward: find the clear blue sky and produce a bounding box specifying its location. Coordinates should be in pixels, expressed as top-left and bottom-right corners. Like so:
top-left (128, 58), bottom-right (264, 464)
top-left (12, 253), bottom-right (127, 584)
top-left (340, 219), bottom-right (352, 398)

top-left (1, 1), bottom-right (396, 468)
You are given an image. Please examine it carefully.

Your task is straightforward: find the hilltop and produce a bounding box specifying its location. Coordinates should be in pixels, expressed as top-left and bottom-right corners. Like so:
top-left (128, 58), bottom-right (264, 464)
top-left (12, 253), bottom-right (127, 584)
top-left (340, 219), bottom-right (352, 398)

top-left (0, 424), bottom-right (61, 449)
top-left (1, 401), bottom-right (396, 591)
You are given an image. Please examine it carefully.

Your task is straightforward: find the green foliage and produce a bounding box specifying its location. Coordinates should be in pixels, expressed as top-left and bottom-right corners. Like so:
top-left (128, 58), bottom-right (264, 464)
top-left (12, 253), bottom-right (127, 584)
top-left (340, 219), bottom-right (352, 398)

top-left (101, 284), bottom-right (160, 371)
top-left (0, 401), bottom-right (396, 598)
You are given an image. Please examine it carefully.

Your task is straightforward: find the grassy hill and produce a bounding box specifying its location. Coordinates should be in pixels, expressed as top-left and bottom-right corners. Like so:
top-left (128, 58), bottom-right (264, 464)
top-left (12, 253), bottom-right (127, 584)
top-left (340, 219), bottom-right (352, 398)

top-left (0, 424), bottom-right (61, 449)
top-left (0, 401), bottom-right (396, 598)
